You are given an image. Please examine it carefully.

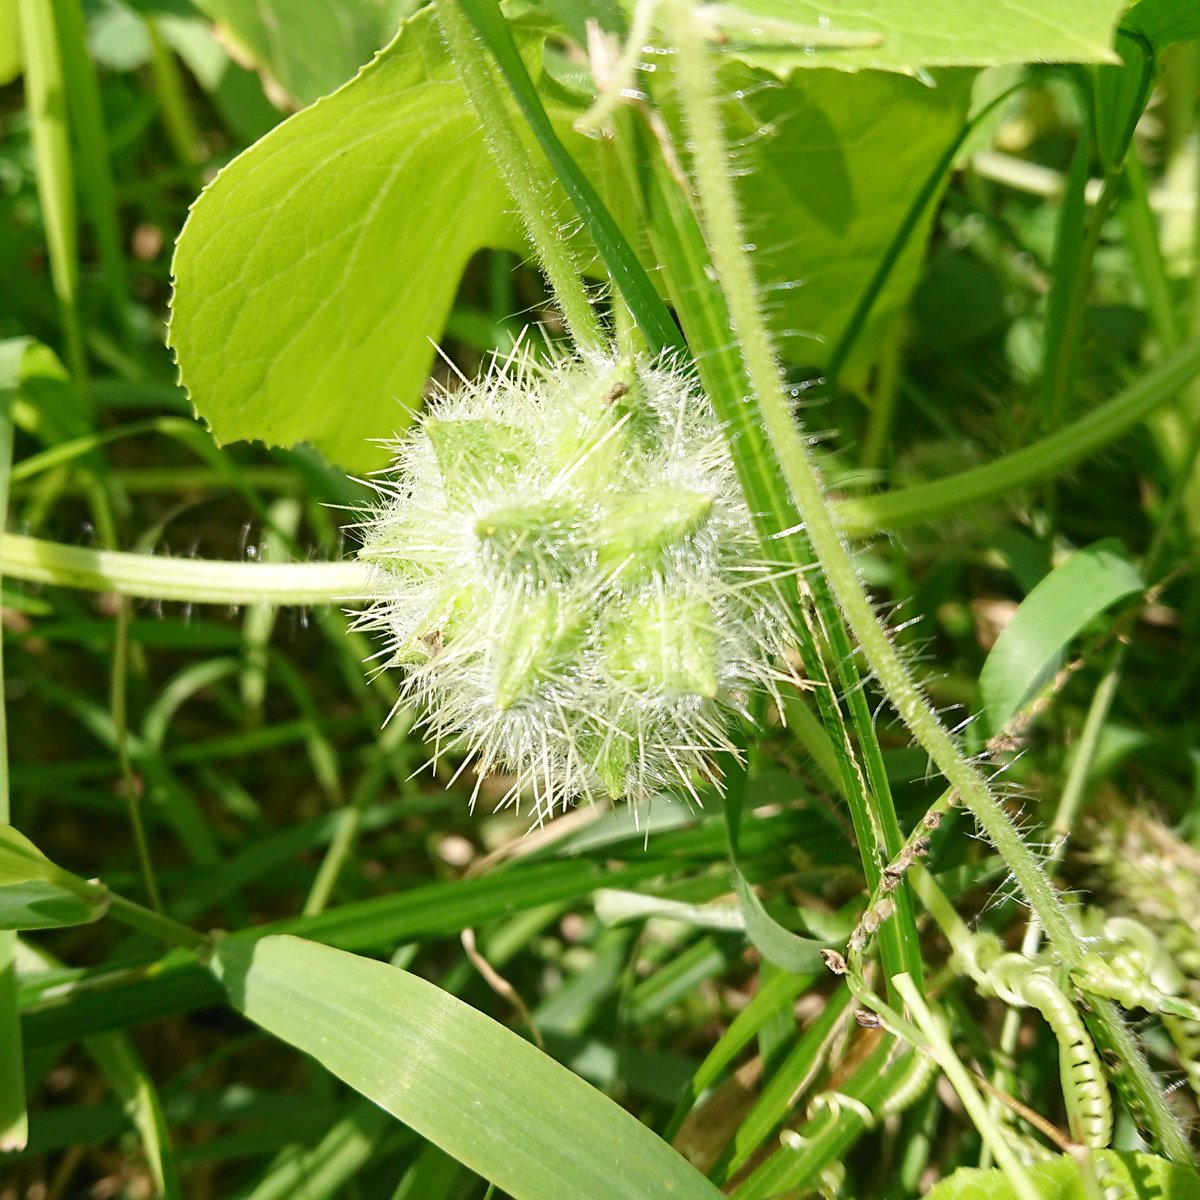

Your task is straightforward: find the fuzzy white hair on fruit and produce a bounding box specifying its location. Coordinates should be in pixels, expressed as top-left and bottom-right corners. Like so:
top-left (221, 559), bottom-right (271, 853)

top-left (353, 345), bottom-right (800, 823)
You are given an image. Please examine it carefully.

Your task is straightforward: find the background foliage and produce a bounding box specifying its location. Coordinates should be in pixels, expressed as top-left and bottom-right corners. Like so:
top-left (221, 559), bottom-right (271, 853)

top-left (1, 0), bottom-right (1200, 1197)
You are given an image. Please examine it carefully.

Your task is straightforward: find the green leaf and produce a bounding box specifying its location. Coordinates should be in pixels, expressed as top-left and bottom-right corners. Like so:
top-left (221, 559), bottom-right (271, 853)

top-left (0, 824), bottom-right (54, 887)
top-left (244, 1100), bottom-right (391, 1200)
top-left (978, 539), bottom-right (1144, 737)
top-left (732, 867), bottom-right (826, 975)
top-left (0, 881), bottom-right (107, 931)
top-left (191, 0), bottom-right (402, 107)
top-left (924, 1151), bottom-right (1200, 1200)
top-left (0, 826), bottom-right (105, 930)
top-left (169, 5), bottom-right (522, 471)
top-left (211, 934), bottom-right (725, 1200)
top-left (1123, 0), bottom-right (1200, 52)
top-left (721, 65), bottom-right (974, 376)
top-left (660, 0), bottom-right (1126, 75)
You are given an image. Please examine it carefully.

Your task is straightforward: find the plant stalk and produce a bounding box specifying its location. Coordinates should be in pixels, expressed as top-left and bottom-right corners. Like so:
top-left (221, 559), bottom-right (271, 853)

top-left (436, 0), bottom-right (603, 349)
top-left (661, 0), bottom-right (1079, 960)
top-left (0, 533), bottom-right (371, 605)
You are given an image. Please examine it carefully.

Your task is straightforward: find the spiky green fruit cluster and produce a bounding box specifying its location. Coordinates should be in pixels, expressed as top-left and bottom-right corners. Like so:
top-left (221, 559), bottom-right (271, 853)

top-left (356, 349), bottom-right (797, 820)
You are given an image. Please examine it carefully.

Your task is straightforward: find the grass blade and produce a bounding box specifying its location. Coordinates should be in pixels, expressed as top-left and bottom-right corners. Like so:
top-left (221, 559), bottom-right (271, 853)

top-left (211, 934), bottom-right (725, 1200)
top-left (16, 0), bottom-right (86, 385)
top-left (0, 339), bottom-right (28, 1150)
top-left (455, 0), bottom-right (683, 353)
top-left (978, 539), bottom-right (1144, 736)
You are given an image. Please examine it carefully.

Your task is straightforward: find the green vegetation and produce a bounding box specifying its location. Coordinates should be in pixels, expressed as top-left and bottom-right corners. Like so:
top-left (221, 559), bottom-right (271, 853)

top-left (2, 1), bottom-right (1200, 1197)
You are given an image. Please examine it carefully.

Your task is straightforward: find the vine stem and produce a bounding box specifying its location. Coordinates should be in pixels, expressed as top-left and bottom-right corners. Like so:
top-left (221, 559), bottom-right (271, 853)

top-left (892, 975), bottom-right (1042, 1200)
top-left (662, 0), bottom-right (1191, 1160)
top-left (0, 533), bottom-right (372, 605)
top-left (435, 0), bottom-right (604, 350)
top-left (661, 0), bottom-right (1081, 951)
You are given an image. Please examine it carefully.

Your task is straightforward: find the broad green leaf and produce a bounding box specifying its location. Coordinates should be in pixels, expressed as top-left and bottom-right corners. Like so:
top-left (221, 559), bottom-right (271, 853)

top-left (192, 0), bottom-right (404, 107)
top-left (721, 65), bottom-right (973, 375)
top-left (924, 1151), bottom-right (1200, 1200)
top-left (169, 5), bottom-right (522, 471)
top-left (978, 539), bottom-right (1144, 737)
top-left (0, 881), bottom-right (106, 931)
top-left (211, 934), bottom-right (725, 1200)
top-left (1123, 0), bottom-right (1200, 52)
top-left (656, 0), bottom-right (1125, 76)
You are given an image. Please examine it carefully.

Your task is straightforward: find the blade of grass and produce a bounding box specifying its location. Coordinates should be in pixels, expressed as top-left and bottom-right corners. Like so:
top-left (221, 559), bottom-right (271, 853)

top-left (710, 986), bottom-right (852, 1183)
top-left (633, 118), bottom-right (924, 998)
top-left (834, 331), bottom-right (1200, 534)
top-left (244, 1100), bottom-right (391, 1200)
top-left (730, 1039), bottom-right (913, 1199)
top-left (0, 339), bottom-right (28, 1150)
top-left (17, 0), bottom-right (86, 387)
top-left (49, 0), bottom-right (130, 330)
top-left (211, 933), bottom-right (726, 1200)
top-left (450, 0), bottom-right (683, 354)
top-left (663, 965), bottom-right (816, 1142)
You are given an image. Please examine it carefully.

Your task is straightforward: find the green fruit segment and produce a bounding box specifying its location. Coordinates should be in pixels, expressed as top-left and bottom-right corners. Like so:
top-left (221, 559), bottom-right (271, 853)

top-left (606, 593), bottom-right (719, 699)
top-left (389, 581), bottom-right (478, 665)
top-left (580, 732), bottom-right (633, 800)
top-left (425, 418), bottom-right (530, 503)
top-left (475, 502), bottom-right (582, 576)
top-left (597, 485), bottom-right (714, 580)
top-left (492, 590), bottom-right (583, 709)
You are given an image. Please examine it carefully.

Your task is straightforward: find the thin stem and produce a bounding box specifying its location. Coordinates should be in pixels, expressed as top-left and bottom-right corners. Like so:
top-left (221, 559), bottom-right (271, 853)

top-left (436, 1), bottom-right (603, 349)
top-left (662, 0), bottom-right (1078, 959)
top-left (303, 716), bottom-right (413, 916)
top-left (145, 17), bottom-right (204, 188)
top-left (97, 889), bottom-right (209, 952)
top-left (112, 600), bottom-right (162, 912)
top-left (0, 533), bottom-right (371, 605)
top-left (893, 974), bottom-right (1042, 1200)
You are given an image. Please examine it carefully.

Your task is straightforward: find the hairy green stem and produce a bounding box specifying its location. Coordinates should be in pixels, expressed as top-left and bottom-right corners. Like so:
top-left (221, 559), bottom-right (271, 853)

top-left (436, 0), bottom-right (603, 349)
top-left (0, 533), bottom-right (371, 605)
top-left (632, 108), bottom-right (923, 994)
top-left (663, 0), bottom-right (1078, 957)
top-left (662, 10), bottom-right (1191, 1158)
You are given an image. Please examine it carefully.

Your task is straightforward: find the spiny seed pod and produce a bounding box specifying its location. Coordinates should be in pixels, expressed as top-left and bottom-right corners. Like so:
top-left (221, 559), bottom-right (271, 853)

top-left (355, 347), bottom-right (798, 820)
